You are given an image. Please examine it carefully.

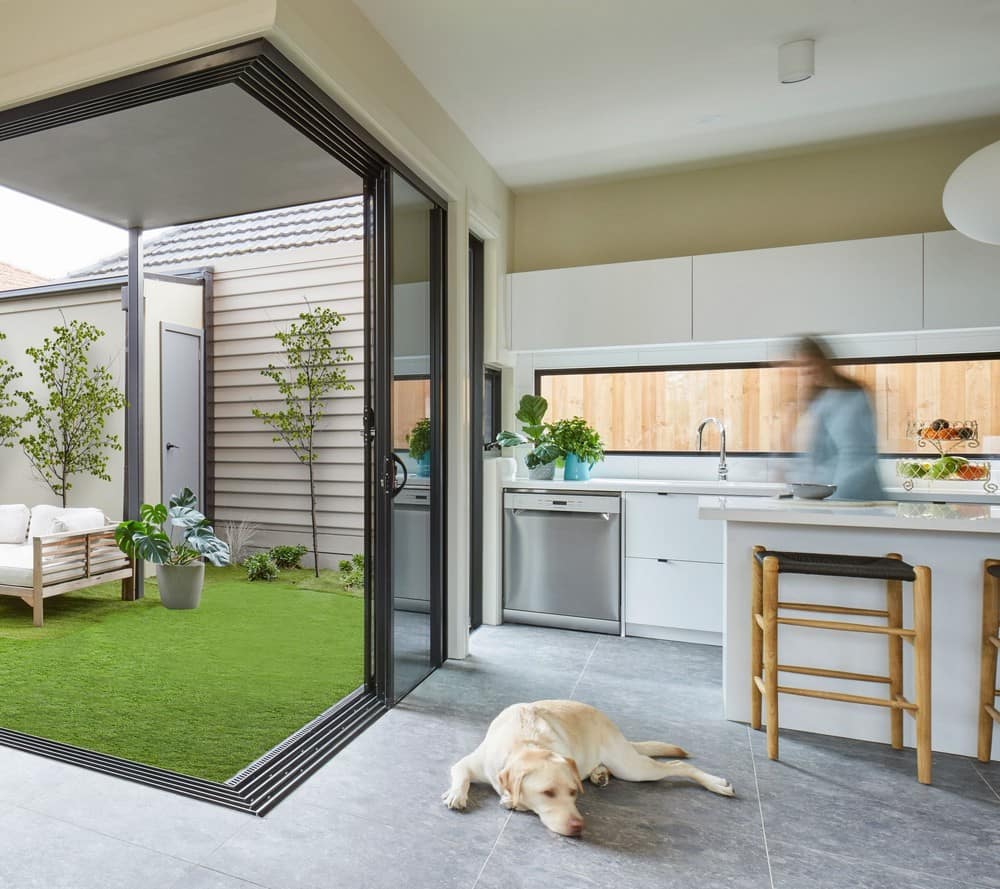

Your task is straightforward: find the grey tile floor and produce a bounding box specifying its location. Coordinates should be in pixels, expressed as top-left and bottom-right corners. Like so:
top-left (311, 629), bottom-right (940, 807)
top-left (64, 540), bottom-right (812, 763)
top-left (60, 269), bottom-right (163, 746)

top-left (0, 624), bottom-right (997, 888)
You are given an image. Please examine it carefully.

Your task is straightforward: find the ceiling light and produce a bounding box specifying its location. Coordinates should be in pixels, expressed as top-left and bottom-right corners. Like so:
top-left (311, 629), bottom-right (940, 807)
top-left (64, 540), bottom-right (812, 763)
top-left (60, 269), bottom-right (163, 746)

top-left (943, 139), bottom-right (1000, 245)
top-left (778, 39), bottom-right (815, 84)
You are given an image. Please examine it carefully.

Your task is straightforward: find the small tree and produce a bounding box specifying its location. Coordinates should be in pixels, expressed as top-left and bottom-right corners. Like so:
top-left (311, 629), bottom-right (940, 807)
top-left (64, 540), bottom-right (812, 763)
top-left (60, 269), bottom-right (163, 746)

top-left (252, 307), bottom-right (354, 577)
top-left (0, 331), bottom-right (21, 448)
top-left (17, 319), bottom-right (127, 507)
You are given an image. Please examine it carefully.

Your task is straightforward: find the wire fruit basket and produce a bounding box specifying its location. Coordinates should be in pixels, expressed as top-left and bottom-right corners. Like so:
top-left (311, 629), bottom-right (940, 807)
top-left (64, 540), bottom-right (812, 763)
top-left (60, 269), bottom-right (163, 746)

top-left (896, 420), bottom-right (997, 493)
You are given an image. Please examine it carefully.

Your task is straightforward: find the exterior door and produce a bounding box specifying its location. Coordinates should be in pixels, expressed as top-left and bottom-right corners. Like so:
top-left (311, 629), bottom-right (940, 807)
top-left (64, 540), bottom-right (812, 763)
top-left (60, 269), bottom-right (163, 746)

top-left (160, 323), bottom-right (204, 504)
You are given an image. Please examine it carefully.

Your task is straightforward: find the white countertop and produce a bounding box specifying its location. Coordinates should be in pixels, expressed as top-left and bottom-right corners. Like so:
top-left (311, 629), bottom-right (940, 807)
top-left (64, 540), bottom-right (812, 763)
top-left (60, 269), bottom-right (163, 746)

top-left (501, 476), bottom-right (1000, 503)
top-left (697, 495), bottom-right (1000, 534)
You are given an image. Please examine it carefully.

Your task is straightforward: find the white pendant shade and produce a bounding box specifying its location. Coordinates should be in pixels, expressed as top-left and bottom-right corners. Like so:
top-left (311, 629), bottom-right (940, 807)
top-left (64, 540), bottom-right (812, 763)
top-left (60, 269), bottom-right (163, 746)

top-left (943, 139), bottom-right (1000, 245)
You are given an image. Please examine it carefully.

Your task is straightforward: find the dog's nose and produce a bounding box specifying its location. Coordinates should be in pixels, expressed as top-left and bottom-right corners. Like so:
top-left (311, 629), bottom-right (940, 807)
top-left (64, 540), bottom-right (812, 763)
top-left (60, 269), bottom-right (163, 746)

top-left (567, 817), bottom-right (584, 836)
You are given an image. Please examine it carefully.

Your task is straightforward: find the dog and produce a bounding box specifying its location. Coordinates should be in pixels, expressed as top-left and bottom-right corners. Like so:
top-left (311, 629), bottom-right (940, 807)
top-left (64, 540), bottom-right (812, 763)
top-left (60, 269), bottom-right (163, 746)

top-left (442, 700), bottom-right (734, 836)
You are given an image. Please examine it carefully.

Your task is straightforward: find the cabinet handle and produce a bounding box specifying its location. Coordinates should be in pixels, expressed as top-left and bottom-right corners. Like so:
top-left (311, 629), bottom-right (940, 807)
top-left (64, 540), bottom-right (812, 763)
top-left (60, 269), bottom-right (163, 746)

top-left (657, 558), bottom-right (671, 563)
top-left (656, 492), bottom-right (670, 496)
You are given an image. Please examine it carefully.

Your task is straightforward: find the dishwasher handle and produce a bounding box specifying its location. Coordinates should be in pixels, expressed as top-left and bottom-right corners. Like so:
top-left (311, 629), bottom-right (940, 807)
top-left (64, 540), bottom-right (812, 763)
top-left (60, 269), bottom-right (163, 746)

top-left (510, 508), bottom-right (612, 520)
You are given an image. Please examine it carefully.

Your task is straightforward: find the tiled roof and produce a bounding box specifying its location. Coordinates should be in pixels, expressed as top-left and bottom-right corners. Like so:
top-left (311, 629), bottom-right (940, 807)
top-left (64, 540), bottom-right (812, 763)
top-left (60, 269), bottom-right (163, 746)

top-left (0, 262), bottom-right (47, 290)
top-left (75, 195), bottom-right (364, 276)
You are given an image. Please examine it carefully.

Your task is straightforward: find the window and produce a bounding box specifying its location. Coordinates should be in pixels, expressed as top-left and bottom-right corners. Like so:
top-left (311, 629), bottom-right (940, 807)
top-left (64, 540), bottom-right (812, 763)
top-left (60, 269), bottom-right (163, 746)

top-left (484, 366), bottom-right (502, 448)
top-left (538, 355), bottom-right (1000, 456)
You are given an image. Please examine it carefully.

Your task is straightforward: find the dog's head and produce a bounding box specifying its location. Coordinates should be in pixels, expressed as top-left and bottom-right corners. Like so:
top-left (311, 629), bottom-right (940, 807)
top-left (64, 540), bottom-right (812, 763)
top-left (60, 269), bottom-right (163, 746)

top-left (497, 748), bottom-right (585, 836)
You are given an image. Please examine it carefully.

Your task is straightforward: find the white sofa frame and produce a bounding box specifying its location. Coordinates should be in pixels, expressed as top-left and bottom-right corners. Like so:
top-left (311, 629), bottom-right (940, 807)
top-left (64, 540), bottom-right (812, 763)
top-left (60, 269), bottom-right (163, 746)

top-left (0, 524), bottom-right (135, 627)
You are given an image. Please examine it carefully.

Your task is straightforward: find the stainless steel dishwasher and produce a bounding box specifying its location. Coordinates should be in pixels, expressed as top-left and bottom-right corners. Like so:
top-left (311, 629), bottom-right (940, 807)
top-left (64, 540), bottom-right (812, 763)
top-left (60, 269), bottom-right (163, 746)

top-left (503, 490), bottom-right (621, 634)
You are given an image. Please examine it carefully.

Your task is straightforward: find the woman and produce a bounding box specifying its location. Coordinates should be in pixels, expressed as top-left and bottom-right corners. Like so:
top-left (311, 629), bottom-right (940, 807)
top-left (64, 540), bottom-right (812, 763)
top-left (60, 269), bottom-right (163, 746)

top-left (791, 336), bottom-right (887, 501)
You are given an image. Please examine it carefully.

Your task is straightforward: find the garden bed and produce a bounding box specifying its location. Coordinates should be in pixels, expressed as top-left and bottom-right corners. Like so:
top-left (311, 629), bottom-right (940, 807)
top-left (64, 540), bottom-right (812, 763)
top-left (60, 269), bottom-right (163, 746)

top-left (0, 565), bottom-right (364, 781)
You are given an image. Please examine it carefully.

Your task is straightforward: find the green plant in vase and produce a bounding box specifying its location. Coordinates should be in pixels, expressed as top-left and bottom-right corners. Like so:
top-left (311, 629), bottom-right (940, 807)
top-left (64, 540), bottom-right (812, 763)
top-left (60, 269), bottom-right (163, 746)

top-left (496, 394), bottom-right (560, 479)
top-left (408, 417), bottom-right (432, 477)
top-left (550, 417), bottom-right (605, 481)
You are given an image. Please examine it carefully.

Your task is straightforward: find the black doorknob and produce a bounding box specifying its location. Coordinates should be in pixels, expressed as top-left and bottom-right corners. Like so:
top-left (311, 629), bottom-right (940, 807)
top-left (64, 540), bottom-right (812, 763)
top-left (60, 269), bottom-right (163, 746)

top-left (166, 442), bottom-right (180, 451)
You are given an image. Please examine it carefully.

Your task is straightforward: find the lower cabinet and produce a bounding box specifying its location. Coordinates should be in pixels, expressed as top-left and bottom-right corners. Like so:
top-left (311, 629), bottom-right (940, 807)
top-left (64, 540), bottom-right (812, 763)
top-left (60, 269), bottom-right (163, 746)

top-left (625, 557), bottom-right (723, 644)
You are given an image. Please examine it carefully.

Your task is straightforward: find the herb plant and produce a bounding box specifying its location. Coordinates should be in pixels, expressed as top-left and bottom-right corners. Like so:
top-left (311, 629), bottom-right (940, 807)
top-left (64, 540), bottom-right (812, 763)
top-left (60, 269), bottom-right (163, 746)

top-left (407, 417), bottom-right (431, 461)
top-left (550, 417), bottom-right (605, 466)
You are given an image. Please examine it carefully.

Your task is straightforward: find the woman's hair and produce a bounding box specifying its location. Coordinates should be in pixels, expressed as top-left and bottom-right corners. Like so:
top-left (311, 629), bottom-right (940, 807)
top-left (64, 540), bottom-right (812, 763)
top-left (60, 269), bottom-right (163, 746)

top-left (795, 335), bottom-right (862, 400)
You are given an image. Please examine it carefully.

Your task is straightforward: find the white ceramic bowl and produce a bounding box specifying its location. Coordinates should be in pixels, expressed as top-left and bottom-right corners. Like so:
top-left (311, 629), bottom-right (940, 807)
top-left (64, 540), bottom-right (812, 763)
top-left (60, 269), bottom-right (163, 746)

top-left (790, 483), bottom-right (837, 500)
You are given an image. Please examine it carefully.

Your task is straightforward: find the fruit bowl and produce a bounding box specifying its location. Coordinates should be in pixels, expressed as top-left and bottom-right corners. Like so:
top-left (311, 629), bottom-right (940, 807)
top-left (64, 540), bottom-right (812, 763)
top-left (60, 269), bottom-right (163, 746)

top-left (790, 483), bottom-right (837, 500)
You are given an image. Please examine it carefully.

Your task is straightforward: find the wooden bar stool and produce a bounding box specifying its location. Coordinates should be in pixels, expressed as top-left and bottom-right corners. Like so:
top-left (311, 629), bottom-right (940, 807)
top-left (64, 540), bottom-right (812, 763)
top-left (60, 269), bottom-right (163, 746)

top-left (750, 546), bottom-right (932, 784)
top-left (980, 560), bottom-right (1000, 762)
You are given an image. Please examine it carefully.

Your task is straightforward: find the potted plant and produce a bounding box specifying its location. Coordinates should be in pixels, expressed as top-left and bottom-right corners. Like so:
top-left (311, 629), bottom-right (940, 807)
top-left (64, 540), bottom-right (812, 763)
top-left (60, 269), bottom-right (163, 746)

top-left (115, 488), bottom-right (230, 610)
top-left (407, 417), bottom-right (432, 477)
top-left (550, 417), bottom-right (605, 481)
top-left (496, 394), bottom-right (560, 480)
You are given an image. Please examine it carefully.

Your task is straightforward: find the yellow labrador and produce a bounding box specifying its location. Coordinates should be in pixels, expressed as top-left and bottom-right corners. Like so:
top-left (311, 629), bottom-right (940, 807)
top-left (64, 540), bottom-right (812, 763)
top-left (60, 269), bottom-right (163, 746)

top-left (442, 700), bottom-right (734, 836)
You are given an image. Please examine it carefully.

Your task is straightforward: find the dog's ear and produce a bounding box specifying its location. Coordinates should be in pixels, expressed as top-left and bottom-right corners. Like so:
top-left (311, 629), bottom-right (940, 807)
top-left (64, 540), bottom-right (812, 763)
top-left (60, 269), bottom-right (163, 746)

top-left (498, 764), bottom-right (526, 809)
top-left (563, 756), bottom-right (584, 794)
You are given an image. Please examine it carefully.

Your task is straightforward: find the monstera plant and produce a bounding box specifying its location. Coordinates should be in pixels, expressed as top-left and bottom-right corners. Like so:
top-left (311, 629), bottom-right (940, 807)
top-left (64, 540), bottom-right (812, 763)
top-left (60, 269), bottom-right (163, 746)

top-left (116, 488), bottom-right (229, 610)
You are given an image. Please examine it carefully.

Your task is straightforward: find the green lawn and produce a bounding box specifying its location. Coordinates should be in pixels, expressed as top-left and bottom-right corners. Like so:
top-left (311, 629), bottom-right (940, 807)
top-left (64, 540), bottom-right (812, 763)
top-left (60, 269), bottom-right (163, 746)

top-left (0, 566), bottom-right (365, 782)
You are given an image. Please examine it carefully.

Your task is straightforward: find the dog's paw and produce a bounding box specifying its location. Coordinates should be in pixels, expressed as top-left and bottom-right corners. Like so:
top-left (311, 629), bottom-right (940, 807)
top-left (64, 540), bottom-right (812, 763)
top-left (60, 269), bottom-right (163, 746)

top-left (704, 774), bottom-right (736, 797)
top-left (498, 792), bottom-right (515, 810)
top-left (588, 765), bottom-right (610, 787)
top-left (441, 788), bottom-right (469, 810)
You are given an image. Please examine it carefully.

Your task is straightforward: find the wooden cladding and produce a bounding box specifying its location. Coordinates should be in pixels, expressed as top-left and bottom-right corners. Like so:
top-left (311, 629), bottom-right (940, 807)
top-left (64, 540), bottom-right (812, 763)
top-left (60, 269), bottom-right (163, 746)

top-left (540, 357), bottom-right (1000, 455)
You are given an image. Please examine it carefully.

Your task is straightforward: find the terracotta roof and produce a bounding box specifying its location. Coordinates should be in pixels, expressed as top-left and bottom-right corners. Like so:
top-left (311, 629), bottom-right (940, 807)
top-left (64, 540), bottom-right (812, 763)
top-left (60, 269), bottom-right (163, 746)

top-left (0, 262), bottom-right (47, 290)
top-left (75, 195), bottom-right (364, 276)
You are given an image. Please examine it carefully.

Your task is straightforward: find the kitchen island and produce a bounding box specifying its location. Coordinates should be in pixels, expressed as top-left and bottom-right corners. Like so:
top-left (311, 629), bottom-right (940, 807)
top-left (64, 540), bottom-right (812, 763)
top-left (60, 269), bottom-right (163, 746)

top-left (699, 496), bottom-right (1000, 758)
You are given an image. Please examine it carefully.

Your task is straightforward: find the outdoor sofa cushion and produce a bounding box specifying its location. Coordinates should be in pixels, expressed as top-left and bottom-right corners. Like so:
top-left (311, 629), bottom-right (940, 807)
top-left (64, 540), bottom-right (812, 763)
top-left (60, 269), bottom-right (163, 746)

top-left (0, 543), bottom-right (34, 587)
top-left (51, 509), bottom-right (107, 534)
top-left (28, 505), bottom-right (104, 538)
top-left (0, 504), bottom-right (30, 544)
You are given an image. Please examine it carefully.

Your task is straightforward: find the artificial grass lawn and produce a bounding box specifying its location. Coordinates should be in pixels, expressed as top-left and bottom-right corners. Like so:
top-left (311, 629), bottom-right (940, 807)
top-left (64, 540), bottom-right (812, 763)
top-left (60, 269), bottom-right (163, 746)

top-left (0, 565), bottom-right (364, 782)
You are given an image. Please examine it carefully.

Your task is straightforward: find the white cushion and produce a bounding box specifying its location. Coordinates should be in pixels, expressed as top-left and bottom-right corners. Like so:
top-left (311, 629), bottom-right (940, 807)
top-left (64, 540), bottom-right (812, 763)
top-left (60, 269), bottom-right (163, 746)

top-left (29, 505), bottom-right (105, 539)
top-left (0, 504), bottom-right (29, 544)
top-left (51, 508), bottom-right (107, 534)
top-left (0, 543), bottom-right (35, 587)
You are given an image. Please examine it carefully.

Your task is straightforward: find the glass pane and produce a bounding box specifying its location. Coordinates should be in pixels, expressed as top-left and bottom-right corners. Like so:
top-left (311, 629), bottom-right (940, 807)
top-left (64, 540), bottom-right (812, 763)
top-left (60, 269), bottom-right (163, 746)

top-left (390, 172), bottom-right (435, 700)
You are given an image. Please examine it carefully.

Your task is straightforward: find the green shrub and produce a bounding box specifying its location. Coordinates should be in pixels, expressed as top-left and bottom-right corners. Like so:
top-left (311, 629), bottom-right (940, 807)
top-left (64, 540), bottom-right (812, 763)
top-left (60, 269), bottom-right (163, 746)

top-left (339, 553), bottom-right (365, 591)
top-left (269, 544), bottom-right (308, 570)
top-left (245, 552), bottom-right (278, 582)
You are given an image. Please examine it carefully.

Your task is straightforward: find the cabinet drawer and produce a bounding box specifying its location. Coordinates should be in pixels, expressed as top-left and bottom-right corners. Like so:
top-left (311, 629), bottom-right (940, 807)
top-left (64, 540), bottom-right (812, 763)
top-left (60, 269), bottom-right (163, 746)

top-left (625, 493), bottom-right (722, 562)
top-left (625, 557), bottom-right (723, 633)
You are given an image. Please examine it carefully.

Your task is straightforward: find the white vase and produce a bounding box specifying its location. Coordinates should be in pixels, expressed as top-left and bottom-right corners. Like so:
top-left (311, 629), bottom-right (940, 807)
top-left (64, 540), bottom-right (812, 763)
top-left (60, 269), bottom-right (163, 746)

top-left (156, 563), bottom-right (205, 610)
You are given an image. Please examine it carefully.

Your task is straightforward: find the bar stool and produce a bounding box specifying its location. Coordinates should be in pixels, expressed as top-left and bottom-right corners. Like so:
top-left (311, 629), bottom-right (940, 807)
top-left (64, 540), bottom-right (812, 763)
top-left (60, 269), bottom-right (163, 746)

top-left (980, 560), bottom-right (1000, 762)
top-left (750, 546), bottom-right (932, 784)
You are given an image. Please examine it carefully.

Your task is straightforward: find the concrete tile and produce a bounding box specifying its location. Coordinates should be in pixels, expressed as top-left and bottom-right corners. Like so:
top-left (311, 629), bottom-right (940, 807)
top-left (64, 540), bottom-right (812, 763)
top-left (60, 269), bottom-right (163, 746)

top-left (169, 867), bottom-right (271, 889)
top-left (0, 745), bottom-right (79, 805)
top-left (0, 805), bottom-right (191, 889)
top-left (22, 768), bottom-right (251, 862)
top-left (206, 801), bottom-right (491, 889)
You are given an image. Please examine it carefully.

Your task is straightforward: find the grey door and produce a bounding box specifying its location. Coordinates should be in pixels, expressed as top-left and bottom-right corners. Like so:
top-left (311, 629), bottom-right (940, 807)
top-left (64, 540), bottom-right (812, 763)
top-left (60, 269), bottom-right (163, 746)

top-left (161, 324), bottom-right (204, 505)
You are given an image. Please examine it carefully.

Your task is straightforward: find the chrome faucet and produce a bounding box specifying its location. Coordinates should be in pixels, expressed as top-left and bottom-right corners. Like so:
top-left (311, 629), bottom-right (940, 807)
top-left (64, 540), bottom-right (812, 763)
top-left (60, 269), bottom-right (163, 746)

top-left (697, 417), bottom-right (728, 481)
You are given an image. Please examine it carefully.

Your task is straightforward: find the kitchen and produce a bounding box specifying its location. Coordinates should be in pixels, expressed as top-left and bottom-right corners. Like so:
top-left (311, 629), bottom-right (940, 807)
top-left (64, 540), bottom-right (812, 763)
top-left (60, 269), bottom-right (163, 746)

top-left (485, 221), bottom-right (1000, 775)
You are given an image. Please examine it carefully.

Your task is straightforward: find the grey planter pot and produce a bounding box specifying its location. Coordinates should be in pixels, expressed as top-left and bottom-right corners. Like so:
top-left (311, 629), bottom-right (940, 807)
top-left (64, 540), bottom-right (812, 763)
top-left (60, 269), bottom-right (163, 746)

top-left (156, 562), bottom-right (205, 610)
top-left (528, 462), bottom-right (556, 480)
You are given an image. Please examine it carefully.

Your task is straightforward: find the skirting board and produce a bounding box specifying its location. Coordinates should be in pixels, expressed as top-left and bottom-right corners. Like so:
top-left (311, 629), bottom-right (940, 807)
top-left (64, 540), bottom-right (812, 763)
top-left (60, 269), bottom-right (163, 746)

top-left (626, 623), bottom-right (722, 647)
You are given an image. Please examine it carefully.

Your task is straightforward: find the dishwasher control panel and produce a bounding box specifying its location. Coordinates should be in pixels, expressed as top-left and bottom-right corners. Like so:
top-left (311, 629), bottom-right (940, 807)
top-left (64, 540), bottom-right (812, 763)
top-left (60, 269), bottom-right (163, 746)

top-left (503, 491), bottom-right (622, 514)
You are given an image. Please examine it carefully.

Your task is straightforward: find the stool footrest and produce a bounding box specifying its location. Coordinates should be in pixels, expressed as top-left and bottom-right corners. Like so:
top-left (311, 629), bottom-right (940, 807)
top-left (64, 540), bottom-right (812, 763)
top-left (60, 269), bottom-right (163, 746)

top-left (776, 616), bottom-right (915, 637)
top-left (778, 664), bottom-right (890, 684)
top-left (989, 635), bottom-right (999, 650)
top-left (753, 675), bottom-right (766, 695)
top-left (986, 703), bottom-right (1000, 725)
top-left (780, 601), bottom-right (890, 618)
top-left (778, 685), bottom-right (918, 710)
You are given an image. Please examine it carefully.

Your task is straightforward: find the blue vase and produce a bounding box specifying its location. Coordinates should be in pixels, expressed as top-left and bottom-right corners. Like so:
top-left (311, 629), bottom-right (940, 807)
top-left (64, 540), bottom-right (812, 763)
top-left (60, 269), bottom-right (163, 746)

top-left (417, 452), bottom-right (431, 477)
top-left (563, 452), bottom-right (593, 481)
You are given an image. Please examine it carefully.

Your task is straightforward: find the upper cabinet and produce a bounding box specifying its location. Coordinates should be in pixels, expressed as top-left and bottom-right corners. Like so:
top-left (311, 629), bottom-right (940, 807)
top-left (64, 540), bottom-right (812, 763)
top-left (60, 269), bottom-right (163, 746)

top-left (924, 230), bottom-right (1000, 330)
top-left (692, 234), bottom-right (923, 342)
top-left (508, 256), bottom-right (692, 351)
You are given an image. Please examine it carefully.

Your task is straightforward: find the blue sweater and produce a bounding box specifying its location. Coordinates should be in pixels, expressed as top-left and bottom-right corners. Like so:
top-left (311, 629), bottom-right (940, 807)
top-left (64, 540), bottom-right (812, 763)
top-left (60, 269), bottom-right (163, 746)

top-left (799, 388), bottom-right (887, 501)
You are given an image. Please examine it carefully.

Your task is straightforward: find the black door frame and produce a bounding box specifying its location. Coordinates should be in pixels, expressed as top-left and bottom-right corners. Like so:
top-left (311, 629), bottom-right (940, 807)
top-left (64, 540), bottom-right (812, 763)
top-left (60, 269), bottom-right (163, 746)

top-left (468, 234), bottom-right (485, 630)
top-left (0, 38), bottom-right (448, 815)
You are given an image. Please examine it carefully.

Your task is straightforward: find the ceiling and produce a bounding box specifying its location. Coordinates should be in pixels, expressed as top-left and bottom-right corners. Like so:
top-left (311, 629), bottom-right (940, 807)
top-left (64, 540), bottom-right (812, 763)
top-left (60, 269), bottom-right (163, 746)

top-left (0, 84), bottom-right (362, 229)
top-left (353, 0), bottom-right (1000, 189)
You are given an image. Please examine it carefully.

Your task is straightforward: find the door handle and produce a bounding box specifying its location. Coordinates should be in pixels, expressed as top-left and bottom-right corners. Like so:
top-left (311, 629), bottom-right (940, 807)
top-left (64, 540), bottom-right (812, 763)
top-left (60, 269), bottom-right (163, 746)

top-left (385, 453), bottom-right (408, 498)
top-left (165, 442), bottom-right (180, 451)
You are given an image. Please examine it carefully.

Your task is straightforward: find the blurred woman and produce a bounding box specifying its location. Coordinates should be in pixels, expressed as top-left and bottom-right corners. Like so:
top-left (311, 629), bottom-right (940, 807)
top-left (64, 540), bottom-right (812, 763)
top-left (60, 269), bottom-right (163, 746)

top-left (791, 336), bottom-right (887, 501)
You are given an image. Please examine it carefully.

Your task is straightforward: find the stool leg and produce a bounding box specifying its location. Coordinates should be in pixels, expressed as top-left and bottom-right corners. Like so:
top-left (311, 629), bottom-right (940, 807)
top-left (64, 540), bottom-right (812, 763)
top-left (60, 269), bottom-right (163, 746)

top-left (763, 555), bottom-right (780, 760)
top-left (979, 561), bottom-right (1000, 763)
top-left (913, 566), bottom-right (932, 785)
top-left (751, 546), bottom-right (765, 730)
top-left (886, 554), bottom-right (904, 750)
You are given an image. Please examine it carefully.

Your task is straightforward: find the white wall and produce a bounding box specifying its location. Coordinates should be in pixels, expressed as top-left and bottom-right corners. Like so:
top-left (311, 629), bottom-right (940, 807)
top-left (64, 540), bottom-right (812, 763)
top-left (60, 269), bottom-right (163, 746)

top-left (0, 286), bottom-right (125, 517)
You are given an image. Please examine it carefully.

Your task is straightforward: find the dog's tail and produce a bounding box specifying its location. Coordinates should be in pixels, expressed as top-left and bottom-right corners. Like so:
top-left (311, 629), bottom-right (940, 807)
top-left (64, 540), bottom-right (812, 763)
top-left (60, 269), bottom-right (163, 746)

top-left (632, 741), bottom-right (689, 758)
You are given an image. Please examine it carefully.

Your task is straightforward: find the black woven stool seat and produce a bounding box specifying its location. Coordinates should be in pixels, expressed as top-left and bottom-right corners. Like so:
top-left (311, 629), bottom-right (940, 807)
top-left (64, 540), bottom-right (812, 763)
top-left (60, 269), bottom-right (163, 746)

top-left (754, 549), bottom-right (916, 582)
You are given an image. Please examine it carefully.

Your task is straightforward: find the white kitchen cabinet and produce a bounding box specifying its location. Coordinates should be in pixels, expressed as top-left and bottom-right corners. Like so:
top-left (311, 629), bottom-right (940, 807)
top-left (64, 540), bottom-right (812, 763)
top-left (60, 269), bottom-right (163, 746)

top-left (625, 558), bottom-right (723, 635)
top-left (625, 492), bottom-right (722, 562)
top-left (692, 234), bottom-right (923, 341)
top-left (924, 230), bottom-right (1000, 330)
top-left (508, 257), bottom-right (692, 351)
